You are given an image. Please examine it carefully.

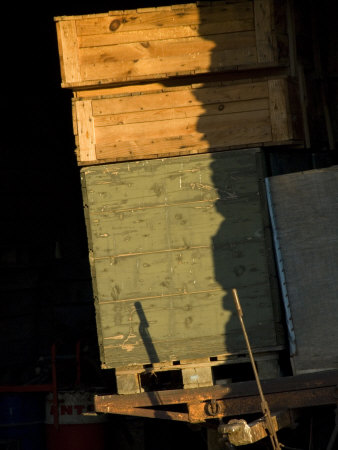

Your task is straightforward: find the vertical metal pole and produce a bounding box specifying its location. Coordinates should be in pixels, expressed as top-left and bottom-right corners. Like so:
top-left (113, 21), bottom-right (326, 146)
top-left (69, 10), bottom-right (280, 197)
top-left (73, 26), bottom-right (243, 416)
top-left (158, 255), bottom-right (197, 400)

top-left (232, 289), bottom-right (282, 450)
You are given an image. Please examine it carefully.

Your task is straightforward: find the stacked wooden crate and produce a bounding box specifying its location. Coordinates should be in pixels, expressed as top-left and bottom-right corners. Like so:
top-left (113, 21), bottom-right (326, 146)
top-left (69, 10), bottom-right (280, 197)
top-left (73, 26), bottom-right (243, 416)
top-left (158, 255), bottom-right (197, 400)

top-left (55, 1), bottom-right (303, 393)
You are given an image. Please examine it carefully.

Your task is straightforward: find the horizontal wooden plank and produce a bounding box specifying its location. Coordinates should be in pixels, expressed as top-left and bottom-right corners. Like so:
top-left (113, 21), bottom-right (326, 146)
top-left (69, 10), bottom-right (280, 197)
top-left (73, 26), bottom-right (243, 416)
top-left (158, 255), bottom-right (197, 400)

top-left (80, 31), bottom-right (255, 61)
top-left (91, 82), bottom-right (269, 115)
top-left (74, 2), bottom-right (254, 35)
top-left (82, 202), bottom-right (263, 254)
top-left (95, 114), bottom-right (272, 160)
top-left (83, 164), bottom-right (259, 210)
top-left (79, 19), bottom-right (255, 47)
top-left (100, 293), bottom-right (274, 345)
top-left (94, 99), bottom-right (269, 127)
top-left (93, 242), bottom-right (269, 302)
top-left (95, 109), bottom-right (269, 144)
top-left (80, 46), bottom-right (257, 84)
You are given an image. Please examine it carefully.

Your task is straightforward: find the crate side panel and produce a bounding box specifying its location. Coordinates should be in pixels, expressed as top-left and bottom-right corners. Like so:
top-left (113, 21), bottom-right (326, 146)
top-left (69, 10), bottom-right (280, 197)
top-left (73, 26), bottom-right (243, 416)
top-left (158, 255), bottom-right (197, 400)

top-left (55, 0), bottom-right (287, 88)
top-left (82, 149), bottom-right (279, 367)
top-left (73, 79), bottom-right (295, 165)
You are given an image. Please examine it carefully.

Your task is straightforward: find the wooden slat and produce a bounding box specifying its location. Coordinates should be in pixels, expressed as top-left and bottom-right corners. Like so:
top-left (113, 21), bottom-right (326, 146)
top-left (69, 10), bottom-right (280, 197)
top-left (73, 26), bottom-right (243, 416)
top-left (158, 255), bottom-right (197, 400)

top-left (75, 100), bottom-right (96, 161)
top-left (95, 109), bottom-right (271, 145)
top-left (75, 3), bottom-right (254, 36)
top-left (94, 99), bottom-right (269, 127)
top-left (78, 20), bottom-right (255, 48)
top-left (91, 82), bottom-right (269, 115)
top-left (81, 46), bottom-right (257, 84)
top-left (56, 20), bottom-right (81, 85)
top-left (254, 0), bottom-right (275, 63)
top-left (80, 31), bottom-right (255, 61)
top-left (95, 111), bottom-right (271, 160)
top-left (73, 82), bottom-right (169, 99)
top-left (268, 78), bottom-right (292, 141)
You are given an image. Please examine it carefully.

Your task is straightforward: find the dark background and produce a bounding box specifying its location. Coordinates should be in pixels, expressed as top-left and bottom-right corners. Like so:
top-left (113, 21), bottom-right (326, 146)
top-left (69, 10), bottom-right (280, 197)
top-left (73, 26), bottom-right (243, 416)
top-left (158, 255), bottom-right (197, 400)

top-left (1, 0), bottom-right (192, 387)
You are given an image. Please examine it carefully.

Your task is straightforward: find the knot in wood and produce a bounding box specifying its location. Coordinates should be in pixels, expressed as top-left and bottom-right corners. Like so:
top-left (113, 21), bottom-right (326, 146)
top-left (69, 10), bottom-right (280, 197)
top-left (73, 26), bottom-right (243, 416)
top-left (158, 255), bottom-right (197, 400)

top-left (109, 19), bottom-right (121, 32)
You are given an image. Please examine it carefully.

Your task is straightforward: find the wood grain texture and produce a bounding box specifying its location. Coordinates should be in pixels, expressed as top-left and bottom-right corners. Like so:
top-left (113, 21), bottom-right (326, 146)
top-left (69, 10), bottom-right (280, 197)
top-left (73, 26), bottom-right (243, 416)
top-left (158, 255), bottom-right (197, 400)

top-left (75, 100), bottom-right (96, 161)
top-left (56, 21), bottom-right (81, 85)
top-left (81, 149), bottom-right (281, 368)
top-left (268, 78), bottom-right (292, 141)
top-left (267, 167), bottom-right (338, 374)
top-left (54, 0), bottom-right (286, 88)
top-left (71, 77), bottom-right (300, 165)
top-left (254, 0), bottom-right (275, 63)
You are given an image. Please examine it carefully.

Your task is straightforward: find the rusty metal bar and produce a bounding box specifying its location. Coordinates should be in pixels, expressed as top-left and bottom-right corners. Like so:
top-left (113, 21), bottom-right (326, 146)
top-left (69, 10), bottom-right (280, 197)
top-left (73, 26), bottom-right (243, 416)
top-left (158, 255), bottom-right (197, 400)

top-left (95, 369), bottom-right (338, 411)
top-left (97, 405), bottom-right (189, 422)
top-left (95, 370), bottom-right (338, 423)
top-left (188, 386), bottom-right (337, 423)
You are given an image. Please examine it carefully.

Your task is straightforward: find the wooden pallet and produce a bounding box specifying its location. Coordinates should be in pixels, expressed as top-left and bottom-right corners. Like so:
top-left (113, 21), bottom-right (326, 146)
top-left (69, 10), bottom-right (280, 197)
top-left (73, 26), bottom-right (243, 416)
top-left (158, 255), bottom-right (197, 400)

top-left (115, 349), bottom-right (282, 394)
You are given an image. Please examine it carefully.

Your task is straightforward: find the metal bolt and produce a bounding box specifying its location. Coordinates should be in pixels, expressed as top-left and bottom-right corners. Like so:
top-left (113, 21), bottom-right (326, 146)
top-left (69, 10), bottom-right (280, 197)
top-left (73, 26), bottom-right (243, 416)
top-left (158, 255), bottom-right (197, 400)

top-left (205, 399), bottom-right (220, 416)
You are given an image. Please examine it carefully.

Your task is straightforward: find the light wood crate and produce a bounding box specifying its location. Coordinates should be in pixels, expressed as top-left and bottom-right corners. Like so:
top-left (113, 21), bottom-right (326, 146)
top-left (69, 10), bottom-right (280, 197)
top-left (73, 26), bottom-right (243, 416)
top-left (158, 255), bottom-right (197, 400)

top-left (72, 74), bottom-right (303, 165)
top-left (55, 0), bottom-right (289, 89)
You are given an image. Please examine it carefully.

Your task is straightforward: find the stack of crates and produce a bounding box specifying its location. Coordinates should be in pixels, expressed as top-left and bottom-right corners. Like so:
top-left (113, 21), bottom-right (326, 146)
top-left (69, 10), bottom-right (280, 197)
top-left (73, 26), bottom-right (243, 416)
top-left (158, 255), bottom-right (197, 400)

top-left (55, 0), bottom-right (304, 394)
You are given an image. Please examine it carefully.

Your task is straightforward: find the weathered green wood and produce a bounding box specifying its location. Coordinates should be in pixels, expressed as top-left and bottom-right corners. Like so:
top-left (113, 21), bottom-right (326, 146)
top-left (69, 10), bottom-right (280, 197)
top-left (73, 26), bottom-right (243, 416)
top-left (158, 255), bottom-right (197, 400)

top-left (81, 149), bottom-right (280, 368)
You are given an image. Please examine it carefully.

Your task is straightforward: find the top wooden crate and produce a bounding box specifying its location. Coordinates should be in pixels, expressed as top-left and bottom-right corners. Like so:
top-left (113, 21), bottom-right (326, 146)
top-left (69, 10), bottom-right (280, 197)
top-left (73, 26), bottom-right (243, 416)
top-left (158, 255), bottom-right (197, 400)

top-left (55, 0), bottom-right (288, 89)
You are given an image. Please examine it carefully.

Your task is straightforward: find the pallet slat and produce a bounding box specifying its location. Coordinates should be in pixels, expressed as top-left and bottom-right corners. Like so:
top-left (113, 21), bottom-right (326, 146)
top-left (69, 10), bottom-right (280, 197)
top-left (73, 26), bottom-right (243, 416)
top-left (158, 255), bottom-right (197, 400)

top-left (114, 350), bottom-right (281, 394)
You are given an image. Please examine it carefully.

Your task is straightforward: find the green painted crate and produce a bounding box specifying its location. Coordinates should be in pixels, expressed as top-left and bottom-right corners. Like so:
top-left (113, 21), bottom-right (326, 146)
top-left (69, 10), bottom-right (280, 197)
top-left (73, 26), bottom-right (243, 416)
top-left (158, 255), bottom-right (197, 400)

top-left (80, 148), bottom-right (283, 369)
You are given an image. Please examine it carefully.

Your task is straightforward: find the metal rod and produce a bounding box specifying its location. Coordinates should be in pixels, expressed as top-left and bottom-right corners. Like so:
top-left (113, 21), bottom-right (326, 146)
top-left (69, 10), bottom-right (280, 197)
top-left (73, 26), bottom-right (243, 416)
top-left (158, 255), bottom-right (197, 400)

top-left (232, 288), bottom-right (282, 450)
